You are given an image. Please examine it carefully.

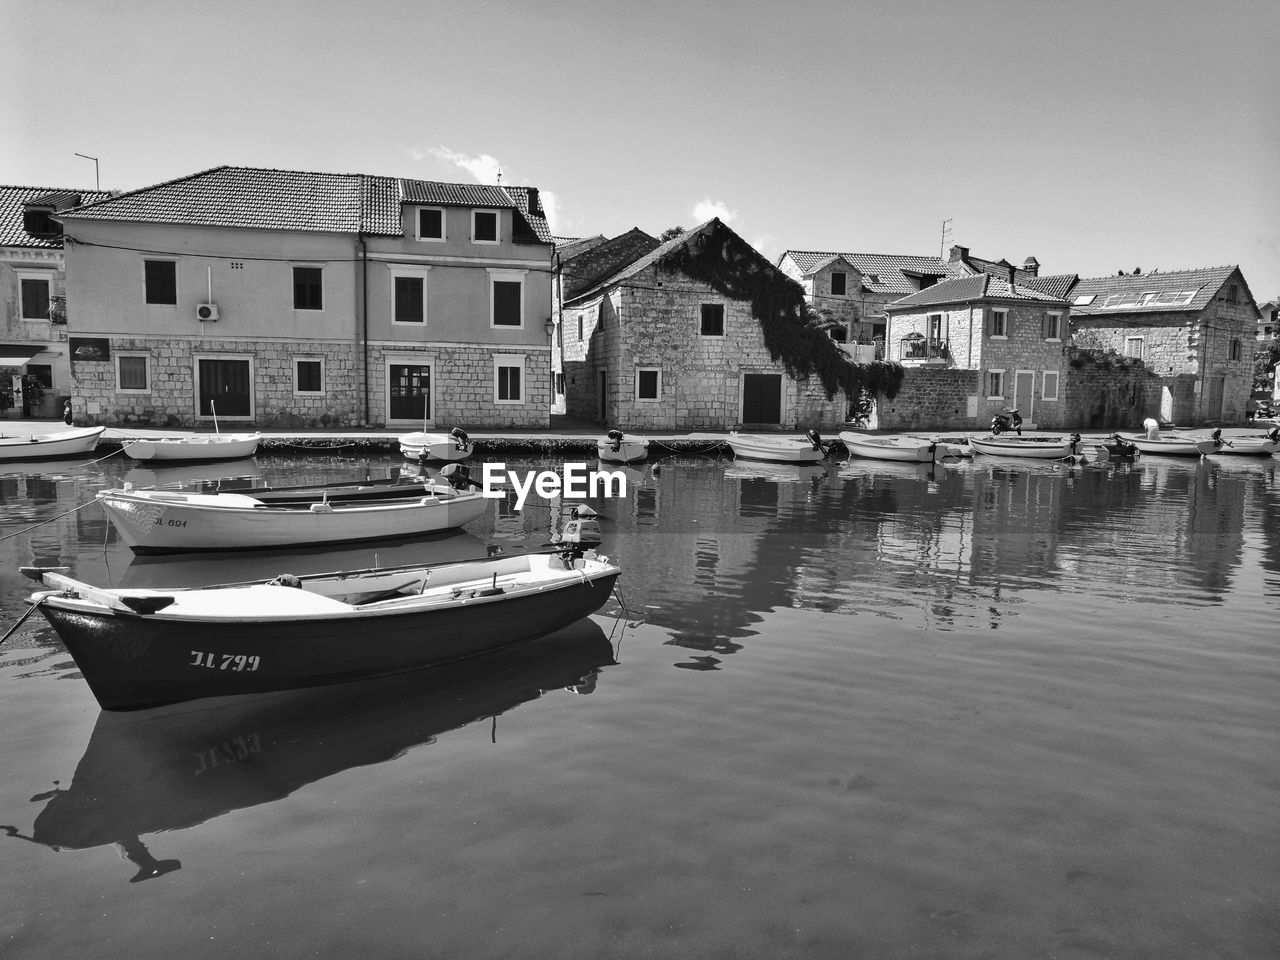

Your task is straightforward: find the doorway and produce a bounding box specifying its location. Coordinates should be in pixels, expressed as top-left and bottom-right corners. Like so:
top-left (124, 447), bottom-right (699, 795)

top-left (389, 363), bottom-right (432, 423)
top-left (741, 373), bottom-right (782, 425)
top-left (197, 358), bottom-right (252, 418)
top-left (1013, 370), bottom-right (1035, 423)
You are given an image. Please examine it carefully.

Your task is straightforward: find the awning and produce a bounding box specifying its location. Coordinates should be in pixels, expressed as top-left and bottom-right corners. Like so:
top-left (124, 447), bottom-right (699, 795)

top-left (0, 345), bottom-right (44, 366)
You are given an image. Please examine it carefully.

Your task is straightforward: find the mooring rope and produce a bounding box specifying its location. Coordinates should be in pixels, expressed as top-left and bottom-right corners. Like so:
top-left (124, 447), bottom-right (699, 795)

top-left (0, 499), bottom-right (97, 544)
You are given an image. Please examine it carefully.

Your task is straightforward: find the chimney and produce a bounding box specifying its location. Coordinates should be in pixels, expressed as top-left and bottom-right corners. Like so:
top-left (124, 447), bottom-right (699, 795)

top-left (525, 187), bottom-right (540, 215)
top-left (1006, 264), bottom-right (1016, 294)
top-left (948, 245), bottom-right (968, 263)
top-left (1021, 256), bottom-right (1040, 277)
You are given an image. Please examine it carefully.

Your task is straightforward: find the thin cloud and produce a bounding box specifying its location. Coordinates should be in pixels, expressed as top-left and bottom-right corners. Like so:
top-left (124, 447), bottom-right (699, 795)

top-left (429, 146), bottom-right (503, 184)
top-left (540, 189), bottom-right (561, 236)
top-left (692, 198), bottom-right (737, 225)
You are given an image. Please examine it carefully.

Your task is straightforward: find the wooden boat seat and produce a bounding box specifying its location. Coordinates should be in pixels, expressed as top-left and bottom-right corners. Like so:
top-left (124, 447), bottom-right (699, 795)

top-left (160, 584), bottom-right (354, 616)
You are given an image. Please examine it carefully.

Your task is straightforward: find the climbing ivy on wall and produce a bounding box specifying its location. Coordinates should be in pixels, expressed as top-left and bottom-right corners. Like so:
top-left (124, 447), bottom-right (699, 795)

top-left (659, 223), bottom-right (905, 402)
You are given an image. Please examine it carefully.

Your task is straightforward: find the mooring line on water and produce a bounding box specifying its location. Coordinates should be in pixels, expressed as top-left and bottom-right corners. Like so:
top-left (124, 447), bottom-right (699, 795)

top-left (0, 596), bottom-right (46, 647)
top-left (0, 499), bottom-right (98, 544)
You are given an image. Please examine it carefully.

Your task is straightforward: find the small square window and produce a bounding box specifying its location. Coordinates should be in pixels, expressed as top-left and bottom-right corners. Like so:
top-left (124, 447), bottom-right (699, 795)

top-left (496, 362), bottom-right (523, 403)
top-left (636, 368), bottom-right (660, 401)
top-left (474, 210), bottom-right (499, 243)
top-left (1043, 370), bottom-right (1059, 401)
top-left (20, 277), bottom-right (50, 320)
top-left (1045, 312), bottom-right (1062, 340)
top-left (1125, 336), bottom-right (1144, 359)
top-left (418, 208), bottom-right (444, 241)
top-left (989, 309), bottom-right (1008, 338)
top-left (987, 370), bottom-right (1005, 398)
top-left (701, 303), bottom-right (725, 336)
top-left (294, 267), bottom-right (323, 310)
top-left (830, 272), bottom-right (847, 296)
top-left (118, 355), bottom-right (149, 392)
top-left (295, 359), bottom-right (324, 394)
top-left (144, 260), bottom-right (177, 305)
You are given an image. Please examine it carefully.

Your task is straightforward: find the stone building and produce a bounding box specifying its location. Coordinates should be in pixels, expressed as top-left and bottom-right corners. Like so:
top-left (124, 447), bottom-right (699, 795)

top-left (1067, 266), bottom-right (1259, 424)
top-left (559, 219), bottom-right (853, 430)
top-left (0, 185), bottom-right (110, 419)
top-left (56, 166), bottom-right (554, 429)
top-left (774, 250), bottom-right (951, 353)
top-left (881, 270), bottom-right (1072, 429)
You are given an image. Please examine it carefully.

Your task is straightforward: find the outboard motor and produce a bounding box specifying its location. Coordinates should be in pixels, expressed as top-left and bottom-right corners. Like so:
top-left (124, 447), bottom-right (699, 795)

top-left (561, 504), bottom-right (602, 545)
top-left (991, 409), bottom-right (1022, 435)
top-left (1210, 427), bottom-right (1224, 449)
top-left (449, 427), bottom-right (470, 452)
top-left (1069, 432), bottom-right (1082, 455)
top-left (805, 429), bottom-right (831, 457)
top-left (439, 463), bottom-right (481, 490)
top-left (606, 428), bottom-right (625, 453)
top-left (1268, 426), bottom-right (1280, 443)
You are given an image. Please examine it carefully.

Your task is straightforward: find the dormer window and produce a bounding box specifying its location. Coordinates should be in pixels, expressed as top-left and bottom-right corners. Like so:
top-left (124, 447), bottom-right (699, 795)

top-left (22, 208), bottom-right (60, 238)
top-left (473, 210), bottom-right (499, 244)
top-left (417, 208), bottom-right (444, 241)
top-left (830, 272), bottom-right (847, 296)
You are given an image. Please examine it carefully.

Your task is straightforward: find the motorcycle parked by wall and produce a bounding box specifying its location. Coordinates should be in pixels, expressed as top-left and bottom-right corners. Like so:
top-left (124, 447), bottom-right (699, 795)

top-left (991, 408), bottom-right (1023, 435)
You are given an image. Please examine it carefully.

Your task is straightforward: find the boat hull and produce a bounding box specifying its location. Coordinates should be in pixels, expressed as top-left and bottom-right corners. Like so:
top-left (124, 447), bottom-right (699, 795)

top-left (0, 426), bottom-right (104, 461)
top-left (122, 434), bottom-right (261, 462)
top-left (398, 432), bottom-right (473, 462)
top-left (97, 487), bottom-right (490, 553)
top-left (597, 438), bottom-right (649, 464)
top-left (37, 568), bottom-right (619, 711)
top-left (1196, 438), bottom-right (1280, 457)
top-left (1116, 433), bottom-right (1204, 457)
top-left (838, 432), bottom-right (936, 462)
top-left (728, 434), bottom-right (825, 463)
top-left (968, 436), bottom-right (1075, 458)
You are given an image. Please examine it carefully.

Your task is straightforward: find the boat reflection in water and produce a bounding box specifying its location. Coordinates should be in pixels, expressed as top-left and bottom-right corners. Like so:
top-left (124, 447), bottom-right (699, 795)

top-left (722, 461), bottom-right (829, 483)
top-left (121, 458), bottom-right (263, 490)
top-left (3, 620), bottom-right (616, 883)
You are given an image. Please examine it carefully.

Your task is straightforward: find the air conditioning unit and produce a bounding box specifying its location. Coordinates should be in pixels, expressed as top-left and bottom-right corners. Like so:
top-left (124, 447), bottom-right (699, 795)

top-left (196, 303), bottom-right (219, 322)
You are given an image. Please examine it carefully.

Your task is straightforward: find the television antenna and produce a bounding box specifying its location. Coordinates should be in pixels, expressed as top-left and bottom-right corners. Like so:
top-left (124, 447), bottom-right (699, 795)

top-left (74, 153), bottom-right (100, 190)
top-left (939, 218), bottom-right (952, 259)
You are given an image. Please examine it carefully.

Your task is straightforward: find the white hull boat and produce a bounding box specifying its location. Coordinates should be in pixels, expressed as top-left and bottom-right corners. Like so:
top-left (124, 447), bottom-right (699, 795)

top-left (839, 432), bottom-right (964, 462)
top-left (122, 433), bottom-right (261, 462)
top-left (597, 430), bottom-right (649, 464)
top-left (968, 434), bottom-right (1080, 459)
top-left (97, 480), bottom-right (490, 554)
top-left (727, 432), bottom-right (826, 464)
top-left (398, 429), bottom-right (473, 462)
top-left (1116, 432), bottom-right (1205, 457)
top-left (1196, 428), bottom-right (1280, 458)
top-left (0, 426), bottom-right (104, 461)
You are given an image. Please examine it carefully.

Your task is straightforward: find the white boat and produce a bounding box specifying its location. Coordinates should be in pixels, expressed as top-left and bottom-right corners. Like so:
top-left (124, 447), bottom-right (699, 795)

top-left (0, 426), bottom-right (104, 461)
top-left (398, 427), bottom-right (473, 462)
top-left (96, 479), bottom-right (490, 554)
top-left (838, 432), bottom-right (965, 462)
top-left (1116, 432), bottom-right (1205, 457)
top-left (122, 433), bottom-right (261, 462)
top-left (22, 548), bottom-right (621, 711)
top-left (967, 434), bottom-right (1080, 459)
top-left (1196, 428), bottom-right (1280, 458)
top-left (597, 429), bottom-right (649, 465)
top-left (727, 431), bottom-right (828, 464)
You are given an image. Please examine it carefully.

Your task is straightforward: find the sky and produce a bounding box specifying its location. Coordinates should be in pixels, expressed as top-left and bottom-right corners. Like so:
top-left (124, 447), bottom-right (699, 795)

top-left (2, 0), bottom-right (1277, 296)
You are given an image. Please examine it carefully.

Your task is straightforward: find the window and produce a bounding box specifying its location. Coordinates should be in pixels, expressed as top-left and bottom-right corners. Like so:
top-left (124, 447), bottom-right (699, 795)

top-left (144, 260), bottom-right (177, 305)
top-left (555, 373), bottom-right (565, 396)
top-left (928, 313), bottom-right (943, 343)
top-left (494, 356), bottom-right (524, 404)
top-left (636, 367), bottom-right (661, 401)
top-left (1124, 336), bottom-right (1144, 359)
top-left (701, 303), bottom-right (725, 336)
top-left (1045, 312), bottom-right (1062, 341)
top-left (1230, 338), bottom-right (1242, 361)
top-left (293, 267), bottom-right (323, 310)
top-left (417, 208), bottom-right (444, 241)
top-left (577, 315), bottom-right (583, 341)
top-left (828, 325), bottom-right (848, 343)
top-left (117, 354), bottom-right (150, 393)
top-left (473, 210), bottom-right (499, 243)
top-left (391, 268), bottom-right (428, 324)
top-left (491, 278), bottom-right (523, 327)
top-left (1043, 370), bottom-right (1059, 401)
top-left (830, 272), bottom-right (847, 296)
top-left (989, 309), bottom-right (1008, 338)
top-left (19, 275), bottom-right (50, 320)
top-left (294, 358), bottom-right (324, 394)
top-left (1226, 284), bottom-right (1239, 304)
top-left (986, 369), bottom-right (1005, 398)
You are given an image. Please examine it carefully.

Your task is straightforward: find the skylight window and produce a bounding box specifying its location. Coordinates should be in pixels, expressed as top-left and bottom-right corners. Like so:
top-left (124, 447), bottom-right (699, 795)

top-left (1073, 294), bottom-right (1096, 306)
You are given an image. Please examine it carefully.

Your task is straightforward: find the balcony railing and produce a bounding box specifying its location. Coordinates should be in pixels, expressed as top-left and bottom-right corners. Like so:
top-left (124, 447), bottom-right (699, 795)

top-left (901, 337), bottom-right (949, 361)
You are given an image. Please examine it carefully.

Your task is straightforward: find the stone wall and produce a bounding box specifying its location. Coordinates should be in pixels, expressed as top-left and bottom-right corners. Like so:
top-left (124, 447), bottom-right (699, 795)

top-left (873, 368), bottom-right (981, 431)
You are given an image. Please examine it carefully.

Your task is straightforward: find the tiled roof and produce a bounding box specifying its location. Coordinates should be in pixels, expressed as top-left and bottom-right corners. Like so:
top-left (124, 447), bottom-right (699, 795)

top-left (1020, 273), bottom-right (1078, 300)
top-left (1068, 266), bottom-right (1243, 316)
top-left (559, 228), bottom-right (659, 300)
top-left (0, 184), bottom-right (112, 248)
top-left (779, 250), bottom-right (949, 294)
top-left (887, 273), bottom-right (1069, 310)
top-left (554, 235), bottom-right (607, 261)
top-left (61, 166), bottom-right (552, 243)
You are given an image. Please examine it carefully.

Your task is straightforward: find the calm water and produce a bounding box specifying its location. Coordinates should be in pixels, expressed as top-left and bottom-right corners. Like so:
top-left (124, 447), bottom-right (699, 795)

top-left (0, 448), bottom-right (1277, 959)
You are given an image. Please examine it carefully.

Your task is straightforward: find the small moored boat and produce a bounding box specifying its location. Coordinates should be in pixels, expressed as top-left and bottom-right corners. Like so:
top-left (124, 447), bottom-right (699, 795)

top-left (121, 433), bottom-right (261, 463)
top-left (0, 426), bottom-right (105, 461)
top-left (21, 548), bottom-right (622, 711)
top-left (968, 434), bottom-right (1081, 459)
top-left (728, 430), bottom-right (829, 464)
top-left (398, 427), bottom-right (473, 463)
top-left (839, 432), bottom-right (964, 462)
top-left (1116, 432), bottom-right (1205, 457)
top-left (597, 429), bottom-right (649, 465)
top-left (1196, 427), bottom-right (1280, 458)
top-left (96, 478), bottom-right (490, 554)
